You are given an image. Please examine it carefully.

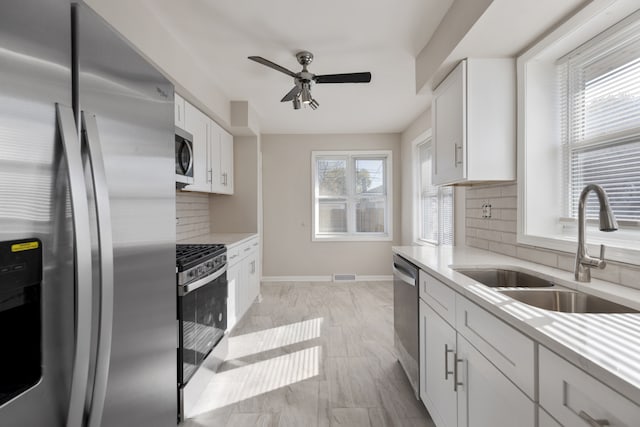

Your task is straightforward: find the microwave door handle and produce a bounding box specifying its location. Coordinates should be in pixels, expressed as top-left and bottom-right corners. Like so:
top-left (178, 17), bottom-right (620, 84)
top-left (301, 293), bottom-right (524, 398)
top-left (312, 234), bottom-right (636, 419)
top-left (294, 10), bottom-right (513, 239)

top-left (185, 138), bottom-right (193, 175)
top-left (82, 111), bottom-right (115, 427)
top-left (56, 104), bottom-right (93, 427)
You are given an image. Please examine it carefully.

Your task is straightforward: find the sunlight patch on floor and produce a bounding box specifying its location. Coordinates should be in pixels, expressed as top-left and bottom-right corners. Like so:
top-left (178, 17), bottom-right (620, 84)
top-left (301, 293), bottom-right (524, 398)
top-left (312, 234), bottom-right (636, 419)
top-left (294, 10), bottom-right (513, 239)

top-left (188, 345), bottom-right (321, 417)
top-left (226, 317), bottom-right (323, 360)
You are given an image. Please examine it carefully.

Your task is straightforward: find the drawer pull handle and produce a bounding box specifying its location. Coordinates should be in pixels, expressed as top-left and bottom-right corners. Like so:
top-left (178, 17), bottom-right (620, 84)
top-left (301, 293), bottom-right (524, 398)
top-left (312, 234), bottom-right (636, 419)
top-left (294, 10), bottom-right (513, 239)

top-left (244, 247), bottom-right (251, 252)
top-left (578, 411), bottom-right (610, 427)
top-left (444, 344), bottom-right (455, 380)
top-left (453, 353), bottom-right (464, 392)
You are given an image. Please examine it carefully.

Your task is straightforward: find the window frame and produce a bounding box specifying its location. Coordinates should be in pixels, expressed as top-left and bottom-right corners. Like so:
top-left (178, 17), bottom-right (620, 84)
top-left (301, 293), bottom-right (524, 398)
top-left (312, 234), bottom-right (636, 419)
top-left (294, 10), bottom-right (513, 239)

top-left (311, 150), bottom-right (393, 242)
top-left (517, 0), bottom-right (640, 265)
top-left (415, 138), bottom-right (455, 246)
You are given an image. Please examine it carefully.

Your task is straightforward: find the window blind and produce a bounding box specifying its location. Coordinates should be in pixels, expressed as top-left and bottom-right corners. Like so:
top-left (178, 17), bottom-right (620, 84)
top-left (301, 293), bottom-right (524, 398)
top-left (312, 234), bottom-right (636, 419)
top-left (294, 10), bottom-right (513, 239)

top-left (559, 10), bottom-right (640, 221)
top-left (418, 142), bottom-right (454, 244)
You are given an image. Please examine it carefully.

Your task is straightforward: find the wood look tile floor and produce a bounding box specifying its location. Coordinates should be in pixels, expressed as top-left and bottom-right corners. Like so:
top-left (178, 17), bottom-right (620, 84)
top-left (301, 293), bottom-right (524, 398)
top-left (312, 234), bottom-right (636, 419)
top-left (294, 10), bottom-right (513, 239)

top-left (183, 281), bottom-right (434, 427)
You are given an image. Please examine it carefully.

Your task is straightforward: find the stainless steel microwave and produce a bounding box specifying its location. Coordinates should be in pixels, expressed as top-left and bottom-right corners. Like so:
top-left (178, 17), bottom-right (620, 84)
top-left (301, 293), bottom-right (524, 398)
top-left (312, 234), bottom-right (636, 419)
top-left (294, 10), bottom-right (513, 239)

top-left (175, 127), bottom-right (194, 188)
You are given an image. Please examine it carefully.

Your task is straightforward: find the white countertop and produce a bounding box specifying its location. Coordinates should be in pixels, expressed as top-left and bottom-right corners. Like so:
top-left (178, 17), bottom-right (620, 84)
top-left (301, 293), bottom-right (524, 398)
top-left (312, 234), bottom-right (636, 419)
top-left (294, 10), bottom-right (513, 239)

top-left (393, 245), bottom-right (640, 406)
top-left (180, 232), bottom-right (258, 247)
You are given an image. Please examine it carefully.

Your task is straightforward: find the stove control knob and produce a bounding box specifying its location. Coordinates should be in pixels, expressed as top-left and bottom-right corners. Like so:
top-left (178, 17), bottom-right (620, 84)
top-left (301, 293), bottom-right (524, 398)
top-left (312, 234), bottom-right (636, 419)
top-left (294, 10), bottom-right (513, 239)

top-left (188, 270), bottom-right (195, 278)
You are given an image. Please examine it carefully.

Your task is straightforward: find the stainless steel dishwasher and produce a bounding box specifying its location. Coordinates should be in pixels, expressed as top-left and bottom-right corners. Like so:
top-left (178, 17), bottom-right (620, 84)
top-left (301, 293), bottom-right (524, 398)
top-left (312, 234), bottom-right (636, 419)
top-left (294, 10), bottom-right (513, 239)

top-left (392, 253), bottom-right (419, 398)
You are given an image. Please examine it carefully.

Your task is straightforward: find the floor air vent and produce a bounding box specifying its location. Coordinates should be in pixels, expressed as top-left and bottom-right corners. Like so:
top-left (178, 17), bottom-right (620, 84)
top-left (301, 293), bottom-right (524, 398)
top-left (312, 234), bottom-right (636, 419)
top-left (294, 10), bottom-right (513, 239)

top-left (333, 274), bottom-right (356, 282)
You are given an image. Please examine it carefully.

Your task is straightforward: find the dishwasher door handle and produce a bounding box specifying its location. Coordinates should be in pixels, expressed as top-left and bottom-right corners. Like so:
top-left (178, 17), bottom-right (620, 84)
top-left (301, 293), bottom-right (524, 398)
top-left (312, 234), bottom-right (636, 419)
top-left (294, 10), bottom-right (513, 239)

top-left (393, 264), bottom-right (416, 286)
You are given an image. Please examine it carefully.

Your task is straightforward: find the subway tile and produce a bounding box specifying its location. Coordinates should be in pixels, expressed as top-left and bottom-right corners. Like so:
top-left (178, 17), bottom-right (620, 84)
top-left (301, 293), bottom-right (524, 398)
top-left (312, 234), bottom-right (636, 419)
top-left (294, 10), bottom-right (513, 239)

top-left (467, 237), bottom-right (489, 250)
top-left (501, 232), bottom-right (517, 245)
top-left (501, 184), bottom-right (517, 197)
top-left (620, 267), bottom-right (640, 290)
top-left (500, 209), bottom-right (517, 221)
top-left (488, 220), bottom-right (517, 233)
top-left (491, 197), bottom-right (517, 209)
top-left (477, 229), bottom-right (502, 242)
top-left (516, 247), bottom-right (558, 268)
top-left (488, 241), bottom-right (517, 257)
top-left (466, 228), bottom-right (478, 238)
top-left (466, 198), bottom-right (486, 209)
top-left (466, 208), bottom-right (483, 218)
top-left (590, 263), bottom-right (621, 284)
top-left (466, 218), bottom-right (489, 229)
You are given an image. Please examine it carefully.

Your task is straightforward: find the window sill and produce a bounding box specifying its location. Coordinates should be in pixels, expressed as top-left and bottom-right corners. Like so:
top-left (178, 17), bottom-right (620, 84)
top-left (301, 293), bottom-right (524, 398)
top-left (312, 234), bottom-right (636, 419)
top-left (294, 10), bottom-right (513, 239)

top-left (313, 234), bottom-right (392, 243)
top-left (517, 232), bottom-right (640, 266)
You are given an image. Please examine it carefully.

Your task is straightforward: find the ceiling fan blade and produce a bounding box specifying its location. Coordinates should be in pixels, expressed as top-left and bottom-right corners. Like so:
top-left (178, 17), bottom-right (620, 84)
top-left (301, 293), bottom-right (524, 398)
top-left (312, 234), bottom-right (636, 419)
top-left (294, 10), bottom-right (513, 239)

top-left (248, 56), bottom-right (297, 78)
top-left (314, 72), bottom-right (371, 84)
top-left (280, 86), bottom-right (300, 102)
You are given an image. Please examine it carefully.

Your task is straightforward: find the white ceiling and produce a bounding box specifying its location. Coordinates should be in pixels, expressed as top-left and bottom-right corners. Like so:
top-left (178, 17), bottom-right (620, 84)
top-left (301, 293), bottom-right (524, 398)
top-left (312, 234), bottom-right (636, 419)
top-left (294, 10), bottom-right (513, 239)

top-left (115, 0), bottom-right (455, 134)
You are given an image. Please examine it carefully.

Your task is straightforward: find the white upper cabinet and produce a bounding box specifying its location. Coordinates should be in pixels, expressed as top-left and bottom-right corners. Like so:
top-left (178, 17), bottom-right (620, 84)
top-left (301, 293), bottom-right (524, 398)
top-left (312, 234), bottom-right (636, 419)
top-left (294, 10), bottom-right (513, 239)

top-left (183, 101), bottom-right (210, 192)
top-left (432, 59), bottom-right (516, 185)
top-left (209, 120), bottom-right (234, 195)
top-left (182, 100), bottom-right (234, 195)
top-left (174, 92), bottom-right (186, 129)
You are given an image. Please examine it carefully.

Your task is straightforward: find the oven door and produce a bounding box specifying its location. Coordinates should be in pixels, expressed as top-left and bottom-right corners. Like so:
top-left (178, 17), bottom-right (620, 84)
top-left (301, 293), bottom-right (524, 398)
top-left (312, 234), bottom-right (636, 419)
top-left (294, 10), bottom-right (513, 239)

top-left (177, 266), bottom-right (227, 386)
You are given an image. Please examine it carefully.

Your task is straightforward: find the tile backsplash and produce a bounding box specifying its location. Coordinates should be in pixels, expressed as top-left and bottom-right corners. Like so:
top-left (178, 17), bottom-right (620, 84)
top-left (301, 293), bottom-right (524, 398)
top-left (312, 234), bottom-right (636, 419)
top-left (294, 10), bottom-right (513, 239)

top-left (465, 183), bottom-right (640, 290)
top-left (176, 191), bottom-right (210, 241)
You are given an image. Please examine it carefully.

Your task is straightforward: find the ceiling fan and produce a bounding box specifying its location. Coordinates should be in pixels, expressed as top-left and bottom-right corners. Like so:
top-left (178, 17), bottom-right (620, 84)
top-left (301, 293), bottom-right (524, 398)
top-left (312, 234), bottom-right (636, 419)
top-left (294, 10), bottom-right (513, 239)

top-left (248, 51), bottom-right (371, 110)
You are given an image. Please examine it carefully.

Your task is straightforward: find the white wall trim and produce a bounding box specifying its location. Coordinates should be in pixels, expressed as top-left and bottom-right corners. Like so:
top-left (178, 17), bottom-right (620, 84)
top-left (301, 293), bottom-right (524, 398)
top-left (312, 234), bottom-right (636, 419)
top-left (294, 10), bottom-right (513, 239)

top-left (262, 275), bottom-right (332, 282)
top-left (261, 275), bottom-right (392, 282)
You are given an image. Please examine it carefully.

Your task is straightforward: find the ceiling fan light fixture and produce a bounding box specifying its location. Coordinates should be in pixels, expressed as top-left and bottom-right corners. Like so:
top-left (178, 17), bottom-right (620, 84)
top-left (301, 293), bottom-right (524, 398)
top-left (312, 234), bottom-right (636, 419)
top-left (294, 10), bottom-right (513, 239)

top-left (309, 99), bottom-right (319, 110)
top-left (292, 98), bottom-right (301, 110)
top-left (300, 83), bottom-right (312, 104)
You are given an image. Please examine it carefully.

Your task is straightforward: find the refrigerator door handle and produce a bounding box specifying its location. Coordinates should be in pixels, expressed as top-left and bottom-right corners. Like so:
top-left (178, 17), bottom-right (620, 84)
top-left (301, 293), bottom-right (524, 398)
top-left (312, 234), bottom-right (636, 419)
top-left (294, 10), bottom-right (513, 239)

top-left (81, 111), bottom-right (115, 427)
top-left (56, 104), bottom-right (93, 427)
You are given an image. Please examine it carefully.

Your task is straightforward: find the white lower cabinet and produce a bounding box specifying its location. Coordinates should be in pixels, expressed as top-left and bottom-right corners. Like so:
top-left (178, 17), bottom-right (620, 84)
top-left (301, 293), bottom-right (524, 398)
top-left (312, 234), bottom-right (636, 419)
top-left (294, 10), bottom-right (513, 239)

top-left (419, 299), bottom-right (457, 427)
top-left (539, 346), bottom-right (640, 427)
top-left (418, 270), bottom-right (534, 427)
top-left (456, 335), bottom-right (534, 427)
top-left (226, 237), bottom-right (260, 331)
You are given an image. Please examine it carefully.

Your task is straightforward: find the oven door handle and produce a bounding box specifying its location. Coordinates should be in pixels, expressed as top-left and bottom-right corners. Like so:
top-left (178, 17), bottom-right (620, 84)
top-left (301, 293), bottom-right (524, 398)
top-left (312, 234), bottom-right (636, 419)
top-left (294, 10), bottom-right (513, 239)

top-left (179, 265), bottom-right (227, 296)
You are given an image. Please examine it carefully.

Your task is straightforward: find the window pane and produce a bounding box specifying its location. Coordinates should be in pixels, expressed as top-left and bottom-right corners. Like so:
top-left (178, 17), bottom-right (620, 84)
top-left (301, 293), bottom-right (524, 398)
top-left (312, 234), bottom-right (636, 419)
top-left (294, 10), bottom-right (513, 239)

top-left (317, 159), bottom-right (346, 197)
top-left (418, 142), bottom-right (454, 244)
top-left (355, 158), bottom-right (385, 194)
top-left (318, 200), bottom-right (347, 233)
top-left (356, 198), bottom-right (386, 232)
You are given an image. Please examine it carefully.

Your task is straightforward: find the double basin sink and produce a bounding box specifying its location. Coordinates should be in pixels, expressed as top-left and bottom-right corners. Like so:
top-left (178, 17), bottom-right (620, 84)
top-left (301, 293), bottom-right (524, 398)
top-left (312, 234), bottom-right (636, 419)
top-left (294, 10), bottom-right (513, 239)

top-left (455, 268), bottom-right (638, 314)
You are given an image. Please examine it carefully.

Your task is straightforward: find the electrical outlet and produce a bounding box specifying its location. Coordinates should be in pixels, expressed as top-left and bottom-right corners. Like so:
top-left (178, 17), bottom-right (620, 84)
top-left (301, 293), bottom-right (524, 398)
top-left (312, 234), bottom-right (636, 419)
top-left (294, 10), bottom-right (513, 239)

top-left (481, 203), bottom-right (492, 219)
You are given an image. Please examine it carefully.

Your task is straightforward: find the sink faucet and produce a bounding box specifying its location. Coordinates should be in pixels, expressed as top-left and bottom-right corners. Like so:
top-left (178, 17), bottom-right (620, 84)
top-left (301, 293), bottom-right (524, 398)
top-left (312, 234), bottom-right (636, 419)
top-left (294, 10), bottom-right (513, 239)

top-left (574, 184), bottom-right (618, 282)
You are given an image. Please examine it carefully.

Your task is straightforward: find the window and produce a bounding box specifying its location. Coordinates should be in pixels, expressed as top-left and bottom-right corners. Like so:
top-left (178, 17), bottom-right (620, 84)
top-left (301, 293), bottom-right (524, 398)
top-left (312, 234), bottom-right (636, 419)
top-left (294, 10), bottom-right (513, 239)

top-left (312, 151), bottom-right (392, 241)
top-left (417, 141), bottom-right (454, 245)
top-left (518, 3), bottom-right (640, 264)
top-left (559, 13), bottom-right (640, 222)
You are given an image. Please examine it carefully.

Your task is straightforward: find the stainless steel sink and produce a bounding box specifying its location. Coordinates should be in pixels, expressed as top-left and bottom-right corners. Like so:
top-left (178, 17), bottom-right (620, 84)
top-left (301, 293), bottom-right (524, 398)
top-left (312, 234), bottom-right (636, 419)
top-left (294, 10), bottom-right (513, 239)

top-left (498, 289), bottom-right (639, 314)
top-left (455, 268), bottom-right (555, 288)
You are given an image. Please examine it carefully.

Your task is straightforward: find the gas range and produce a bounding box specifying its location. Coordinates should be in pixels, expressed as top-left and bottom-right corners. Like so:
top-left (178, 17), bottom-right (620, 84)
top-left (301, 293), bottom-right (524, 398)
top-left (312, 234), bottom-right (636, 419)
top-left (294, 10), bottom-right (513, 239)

top-left (176, 244), bottom-right (226, 289)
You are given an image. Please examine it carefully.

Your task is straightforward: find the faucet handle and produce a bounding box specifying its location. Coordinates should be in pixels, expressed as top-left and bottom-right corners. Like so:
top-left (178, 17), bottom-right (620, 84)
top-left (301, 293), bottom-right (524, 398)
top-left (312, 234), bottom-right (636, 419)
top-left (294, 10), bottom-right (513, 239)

top-left (598, 244), bottom-right (607, 269)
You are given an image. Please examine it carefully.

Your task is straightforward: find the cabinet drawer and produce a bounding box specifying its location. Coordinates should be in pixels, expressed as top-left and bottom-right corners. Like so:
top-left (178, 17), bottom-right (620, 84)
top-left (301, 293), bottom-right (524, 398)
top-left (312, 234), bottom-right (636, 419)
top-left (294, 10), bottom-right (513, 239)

top-left (539, 346), bottom-right (640, 427)
top-left (419, 270), bottom-right (456, 326)
top-left (226, 246), bottom-right (242, 266)
top-left (455, 294), bottom-right (535, 398)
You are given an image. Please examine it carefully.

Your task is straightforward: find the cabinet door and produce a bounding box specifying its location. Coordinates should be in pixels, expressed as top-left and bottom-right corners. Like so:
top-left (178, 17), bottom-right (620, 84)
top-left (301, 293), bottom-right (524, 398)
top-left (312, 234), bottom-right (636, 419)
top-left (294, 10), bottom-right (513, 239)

top-left (174, 92), bottom-right (185, 129)
top-left (456, 335), bottom-right (535, 427)
top-left (245, 251), bottom-right (259, 304)
top-left (183, 102), bottom-right (211, 192)
top-left (433, 60), bottom-right (466, 185)
top-left (226, 262), bottom-right (241, 331)
top-left (208, 119), bottom-right (223, 194)
top-left (220, 130), bottom-right (234, 194)
top-left (419, 299), bottom-right (457, 427)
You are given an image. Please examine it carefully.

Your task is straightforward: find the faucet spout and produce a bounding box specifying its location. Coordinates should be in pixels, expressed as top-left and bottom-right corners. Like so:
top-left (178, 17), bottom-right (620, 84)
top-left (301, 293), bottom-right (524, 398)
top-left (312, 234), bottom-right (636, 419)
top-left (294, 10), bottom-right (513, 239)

top-left (575, 184), bottom-right (618, 282)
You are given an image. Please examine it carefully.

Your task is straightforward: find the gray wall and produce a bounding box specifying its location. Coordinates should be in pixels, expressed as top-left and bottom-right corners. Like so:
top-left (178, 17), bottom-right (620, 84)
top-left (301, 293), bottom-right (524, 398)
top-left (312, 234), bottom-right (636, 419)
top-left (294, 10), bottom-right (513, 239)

top-left (261, 133), bottom-right (401, 278)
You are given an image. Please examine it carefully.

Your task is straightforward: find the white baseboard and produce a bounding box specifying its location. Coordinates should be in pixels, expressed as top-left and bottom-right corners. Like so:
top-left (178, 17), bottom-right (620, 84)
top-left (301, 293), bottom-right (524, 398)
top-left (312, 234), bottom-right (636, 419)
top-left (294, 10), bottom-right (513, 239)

top-left (261, 275), bottom-right (393, 283)
top-left (261, 276), bottom-right (332, 282)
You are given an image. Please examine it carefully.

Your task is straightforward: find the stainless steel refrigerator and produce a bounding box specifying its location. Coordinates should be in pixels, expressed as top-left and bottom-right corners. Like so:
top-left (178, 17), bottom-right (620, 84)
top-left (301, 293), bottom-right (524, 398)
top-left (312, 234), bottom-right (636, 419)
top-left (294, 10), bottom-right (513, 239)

top-left (0, 1), bottom-right (176, 426)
